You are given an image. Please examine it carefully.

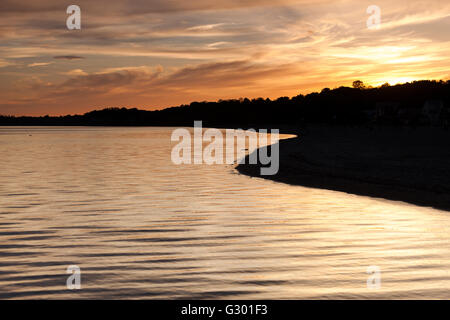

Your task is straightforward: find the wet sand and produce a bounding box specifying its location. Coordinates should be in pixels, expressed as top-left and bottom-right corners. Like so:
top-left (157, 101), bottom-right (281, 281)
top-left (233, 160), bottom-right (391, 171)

top-left (237, 126), bottom-right (450, 212)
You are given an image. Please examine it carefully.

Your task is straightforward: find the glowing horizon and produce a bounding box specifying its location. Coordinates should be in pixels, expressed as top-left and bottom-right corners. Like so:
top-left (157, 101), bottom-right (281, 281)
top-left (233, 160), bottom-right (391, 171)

top-left (1, 0), bottom-right (449, 116)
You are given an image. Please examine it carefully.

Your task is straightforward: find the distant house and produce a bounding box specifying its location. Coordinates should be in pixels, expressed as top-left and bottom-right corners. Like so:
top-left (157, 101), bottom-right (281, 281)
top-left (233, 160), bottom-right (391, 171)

top-left (422, 100), bottom-right (444, 125)
top-left (375, 102), bottom-right (400, 123)
top-left (362, 109), bottom-right (377, 123)
top-left (442, 107), bottom-right (450, 129)
top-left (398, 107), bottom-right (421, 125)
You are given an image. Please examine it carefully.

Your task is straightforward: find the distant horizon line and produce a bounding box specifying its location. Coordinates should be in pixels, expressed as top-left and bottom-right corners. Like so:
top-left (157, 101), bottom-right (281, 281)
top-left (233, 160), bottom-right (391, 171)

top-left (2, 79), bottom-right (449, 118)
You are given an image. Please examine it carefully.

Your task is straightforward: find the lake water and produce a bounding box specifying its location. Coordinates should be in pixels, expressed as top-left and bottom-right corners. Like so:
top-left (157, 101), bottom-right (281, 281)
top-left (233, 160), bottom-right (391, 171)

top-left (1, 126), bottom-right (450, 299)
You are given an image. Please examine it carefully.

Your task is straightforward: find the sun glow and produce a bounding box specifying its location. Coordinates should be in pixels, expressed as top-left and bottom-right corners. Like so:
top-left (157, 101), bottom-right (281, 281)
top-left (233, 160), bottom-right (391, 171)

top-left (372, 77), bottom-right (417, 87)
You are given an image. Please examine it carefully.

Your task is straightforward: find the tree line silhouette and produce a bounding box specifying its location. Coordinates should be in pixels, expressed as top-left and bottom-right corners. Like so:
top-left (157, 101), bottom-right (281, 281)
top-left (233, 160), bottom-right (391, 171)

top-left (1, 80), bottom-right (449, 127)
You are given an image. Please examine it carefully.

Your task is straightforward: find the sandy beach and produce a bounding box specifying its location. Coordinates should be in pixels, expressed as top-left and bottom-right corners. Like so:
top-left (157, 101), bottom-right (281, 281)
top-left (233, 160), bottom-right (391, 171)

top-left (237, 126), bottom-right (450, 211)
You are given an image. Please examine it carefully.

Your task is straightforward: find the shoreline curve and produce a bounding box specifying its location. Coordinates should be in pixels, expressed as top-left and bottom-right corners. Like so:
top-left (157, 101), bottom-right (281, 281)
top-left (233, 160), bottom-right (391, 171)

top-left (236, 126), bottom-right (450, 212)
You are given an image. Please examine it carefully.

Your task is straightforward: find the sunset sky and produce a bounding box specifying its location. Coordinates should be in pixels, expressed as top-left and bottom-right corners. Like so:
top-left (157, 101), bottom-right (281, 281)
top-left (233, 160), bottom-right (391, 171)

top-left (0, 0), bottom-right (449, 115)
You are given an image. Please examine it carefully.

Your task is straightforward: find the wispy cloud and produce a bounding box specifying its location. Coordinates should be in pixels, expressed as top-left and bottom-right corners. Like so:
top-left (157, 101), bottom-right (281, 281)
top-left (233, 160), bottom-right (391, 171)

top-left (53, 56), bottom-right (85, 60)
top-left (28, 62), bottom-right (53, 67)
top-left (64, 69), bottom-right (88, 76)
top-left (0, 59), bottom-right (12, 68)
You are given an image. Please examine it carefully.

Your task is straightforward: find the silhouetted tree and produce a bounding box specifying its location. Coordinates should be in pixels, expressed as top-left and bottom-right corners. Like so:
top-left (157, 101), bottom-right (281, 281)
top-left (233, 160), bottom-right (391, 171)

top-left (352, 80), bottom-right (365, 89)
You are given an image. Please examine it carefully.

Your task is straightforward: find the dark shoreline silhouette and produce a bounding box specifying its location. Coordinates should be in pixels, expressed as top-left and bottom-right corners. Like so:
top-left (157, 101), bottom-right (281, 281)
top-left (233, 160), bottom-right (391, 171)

top-left (237, 126), bottom-right (450, 212)
top-left (1, 80), bottom-right (449, 128)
